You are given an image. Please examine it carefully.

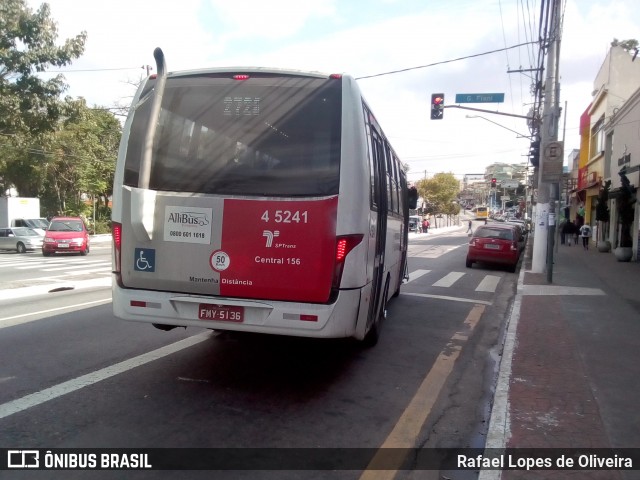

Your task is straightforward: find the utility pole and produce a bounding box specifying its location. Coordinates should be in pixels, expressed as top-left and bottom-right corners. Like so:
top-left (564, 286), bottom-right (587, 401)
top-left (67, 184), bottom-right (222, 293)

top-left (531, 0), bottom-right (562, 276)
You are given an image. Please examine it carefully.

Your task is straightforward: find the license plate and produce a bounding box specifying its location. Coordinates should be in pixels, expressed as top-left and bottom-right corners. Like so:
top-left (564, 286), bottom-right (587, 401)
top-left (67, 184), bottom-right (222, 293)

top-left (485, 244), bottom-right (500, 250)
top-left (198, 304), bottom-right (244, 322)
top-left (57, 243), bottom-right (69, 248)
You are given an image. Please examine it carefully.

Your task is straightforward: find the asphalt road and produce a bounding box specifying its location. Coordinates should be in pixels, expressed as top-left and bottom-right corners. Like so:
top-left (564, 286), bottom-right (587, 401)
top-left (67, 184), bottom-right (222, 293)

top-left (0, 224), bottom-right (518, 480)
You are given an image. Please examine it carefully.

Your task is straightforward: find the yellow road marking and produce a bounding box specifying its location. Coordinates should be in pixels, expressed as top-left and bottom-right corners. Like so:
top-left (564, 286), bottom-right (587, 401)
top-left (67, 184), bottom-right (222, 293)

top-left (359, 303), bottom-right (485, 480)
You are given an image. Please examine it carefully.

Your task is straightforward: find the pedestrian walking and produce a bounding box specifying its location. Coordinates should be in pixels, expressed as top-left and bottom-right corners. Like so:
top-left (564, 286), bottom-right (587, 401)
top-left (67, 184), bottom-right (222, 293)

top-left (579, 223), bottom-right (592, 250)
top-left (562, 220), bottom-right (574, 246)
top-left (467, 219), bottom-right (472, 233)
top-left (422, 218), bottom-right (429, 233)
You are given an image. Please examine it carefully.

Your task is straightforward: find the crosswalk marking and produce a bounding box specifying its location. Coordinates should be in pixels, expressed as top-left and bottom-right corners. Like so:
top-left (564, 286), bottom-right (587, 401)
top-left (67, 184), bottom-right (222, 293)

top-left (476, 275), bottom-right (501, 292)
top-left (405, 270), bottom-right (502, 294)
top-left (16, 260), bottom-right (108, 270)
top-left (401, 292), bottom-right (492, 306)
top-left (405, 269), bottom-right (431, 284)
top-left (407, 245), bottom-right (461, 258)
top-left (432, 272), bottom-right (465, 287)
top-left (42, 262), bottom-right (110, 272)
top-left (0, 256), bottom-right (111, 285)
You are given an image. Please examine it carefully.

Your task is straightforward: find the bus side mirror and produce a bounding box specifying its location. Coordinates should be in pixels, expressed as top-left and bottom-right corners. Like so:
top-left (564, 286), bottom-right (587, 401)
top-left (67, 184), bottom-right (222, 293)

top-left (407, 187), bottom-right (418, 210)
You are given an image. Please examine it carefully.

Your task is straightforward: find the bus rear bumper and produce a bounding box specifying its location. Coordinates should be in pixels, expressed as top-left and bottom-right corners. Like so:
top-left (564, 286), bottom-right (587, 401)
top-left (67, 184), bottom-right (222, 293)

top-left (112, 282), bottom-right (362, 339)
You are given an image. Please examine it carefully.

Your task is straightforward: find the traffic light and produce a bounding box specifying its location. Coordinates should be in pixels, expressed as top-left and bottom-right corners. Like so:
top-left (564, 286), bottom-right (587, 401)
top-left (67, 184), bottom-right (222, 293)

top-left (491, 178), bottom-right (497, 188)
top-left (529, 140), bottom-right (540, 167)
top-left (430, 93), bottom-right (444, 120)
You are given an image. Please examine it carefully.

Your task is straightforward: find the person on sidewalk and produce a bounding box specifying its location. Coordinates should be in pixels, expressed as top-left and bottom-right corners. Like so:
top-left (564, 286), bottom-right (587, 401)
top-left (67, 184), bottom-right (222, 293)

top-left (579, 223), bottom-right (592, 250)
top-left (467, 219), bottom-right (472, 233)
top-left (564, 220), bottom-right (576, 246)
top-left (422, 218), bottom-right (429, 233)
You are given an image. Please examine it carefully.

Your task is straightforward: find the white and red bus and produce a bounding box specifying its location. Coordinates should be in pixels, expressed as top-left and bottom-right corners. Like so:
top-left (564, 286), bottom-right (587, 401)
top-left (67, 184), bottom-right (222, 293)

top-left (111, 48), bottom-right (417, 345)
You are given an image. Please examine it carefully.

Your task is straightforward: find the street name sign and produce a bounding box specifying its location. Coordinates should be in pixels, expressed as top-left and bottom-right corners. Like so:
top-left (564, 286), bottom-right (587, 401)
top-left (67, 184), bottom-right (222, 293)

top-left (542, 140), bottom-right (564, 182)
top-left (501, 180), bottom-right (520, 189)
top-left (455, 93), bottom-right (505, 103)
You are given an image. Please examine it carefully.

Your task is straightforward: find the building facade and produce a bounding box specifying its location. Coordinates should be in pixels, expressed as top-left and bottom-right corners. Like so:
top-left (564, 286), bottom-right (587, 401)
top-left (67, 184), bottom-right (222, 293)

top-left (604, 85), bottom-right (639, 259)
top-left (574, 45), bottom-right (640, 258)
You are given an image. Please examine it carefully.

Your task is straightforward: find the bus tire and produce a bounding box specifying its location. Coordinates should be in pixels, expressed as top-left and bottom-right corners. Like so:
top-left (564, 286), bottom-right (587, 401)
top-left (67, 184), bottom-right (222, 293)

top-left (363, 278), bottom-right (390, 347)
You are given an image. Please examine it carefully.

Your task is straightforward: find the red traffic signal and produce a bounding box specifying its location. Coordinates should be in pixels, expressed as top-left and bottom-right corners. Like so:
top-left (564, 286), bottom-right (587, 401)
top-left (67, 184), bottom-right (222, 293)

top-left (491, 178), bottom-right (497, 188)
top-left (430, 93), bottom-right (444, 120)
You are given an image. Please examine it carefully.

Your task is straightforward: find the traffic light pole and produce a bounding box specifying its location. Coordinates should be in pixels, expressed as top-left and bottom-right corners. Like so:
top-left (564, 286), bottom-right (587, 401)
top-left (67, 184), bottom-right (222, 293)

top-left (444, 104), bottom-right (532, 120)
top-left (531, 0), bottom-right (562, 277)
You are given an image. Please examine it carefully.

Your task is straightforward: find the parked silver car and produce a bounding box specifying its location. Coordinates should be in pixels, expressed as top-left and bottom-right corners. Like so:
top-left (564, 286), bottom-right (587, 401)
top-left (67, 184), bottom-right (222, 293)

top-left (0, 227), bottom-right (44, 253)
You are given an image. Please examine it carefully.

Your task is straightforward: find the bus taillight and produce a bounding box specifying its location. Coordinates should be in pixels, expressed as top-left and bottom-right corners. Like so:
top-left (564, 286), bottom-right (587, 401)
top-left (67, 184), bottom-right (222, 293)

top-left (112, 222), bottom-right (122, 282)
top-left (333, 234), bottom-right (363, 288)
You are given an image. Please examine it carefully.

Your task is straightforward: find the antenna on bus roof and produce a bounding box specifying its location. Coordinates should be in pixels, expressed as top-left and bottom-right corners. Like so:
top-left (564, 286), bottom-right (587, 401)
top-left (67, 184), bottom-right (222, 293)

top-left (139, 47), bottom-right (167, 189)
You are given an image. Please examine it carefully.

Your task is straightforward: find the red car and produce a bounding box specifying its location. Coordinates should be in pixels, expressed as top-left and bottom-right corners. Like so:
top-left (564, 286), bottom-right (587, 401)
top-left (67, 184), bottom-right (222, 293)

top-left (42, 216), bottom-right (90, 256)
top-left (466, 224), bottom-right (521, 272)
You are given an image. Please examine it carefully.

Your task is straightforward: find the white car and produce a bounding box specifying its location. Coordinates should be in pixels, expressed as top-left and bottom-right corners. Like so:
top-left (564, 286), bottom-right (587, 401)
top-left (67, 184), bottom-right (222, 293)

top-left (0, 227), bottom-right (44, 253)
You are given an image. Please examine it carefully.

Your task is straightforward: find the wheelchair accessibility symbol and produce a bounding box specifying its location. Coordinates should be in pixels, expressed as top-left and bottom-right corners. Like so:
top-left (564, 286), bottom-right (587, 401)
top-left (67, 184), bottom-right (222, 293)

top-left (134, 248), bottom-right (155, 272)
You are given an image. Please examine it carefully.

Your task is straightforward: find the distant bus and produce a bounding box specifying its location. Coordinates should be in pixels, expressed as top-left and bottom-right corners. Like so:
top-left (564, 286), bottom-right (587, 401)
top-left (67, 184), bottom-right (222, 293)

top-left (111, 49), bottom-right (417, 345)
top-left (471, 206), bottom-right (489, 220)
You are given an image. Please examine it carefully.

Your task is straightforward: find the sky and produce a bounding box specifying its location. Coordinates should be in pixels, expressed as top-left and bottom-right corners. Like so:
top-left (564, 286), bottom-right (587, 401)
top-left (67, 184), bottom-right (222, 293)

top-left (27, 0), bottom-right (640, 184)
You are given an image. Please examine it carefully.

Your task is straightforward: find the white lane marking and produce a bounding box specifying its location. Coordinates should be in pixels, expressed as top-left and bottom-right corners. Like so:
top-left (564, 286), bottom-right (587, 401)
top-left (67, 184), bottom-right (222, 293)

top-left (404, 269), bottom-right (430, 284)
top-left (0, 332), bottom-right (212, 420)
top-left (0, 298), bottom-right (112, 329)
top-left (42, 262), bottom-right (110, 271)
top-left (401, 292), bottom-right (492, 306)
top-left (476, 275), bottom-right (501, 293)
top-left (522, 285), bottom-right (605, 296)
top-left (432, 271), bottom-right (465, 287)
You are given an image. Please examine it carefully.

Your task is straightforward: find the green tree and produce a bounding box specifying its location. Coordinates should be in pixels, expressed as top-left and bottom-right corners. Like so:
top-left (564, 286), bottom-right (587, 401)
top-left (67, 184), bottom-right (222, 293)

top-left (1, 99), bottom-right (120, 218)
top-left (416, 172), bottom-right (460, 215)
top-left (611, 38), bottom-right (639, 52)
top-left (42, 100), bottom-right (120, 217)
top-left (0, 0), bottom-right (86, 139)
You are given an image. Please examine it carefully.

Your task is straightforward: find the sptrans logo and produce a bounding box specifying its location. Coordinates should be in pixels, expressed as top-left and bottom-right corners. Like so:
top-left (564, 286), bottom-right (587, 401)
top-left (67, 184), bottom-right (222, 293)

top-left (8, 450), bottom-right (39, 468)
top-left (262, 230), bottom-right (280, 247)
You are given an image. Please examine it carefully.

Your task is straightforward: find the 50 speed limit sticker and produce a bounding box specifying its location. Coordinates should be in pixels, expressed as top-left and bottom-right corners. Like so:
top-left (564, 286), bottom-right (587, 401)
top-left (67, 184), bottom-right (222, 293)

top-left (210, 250), bottom-right (230, 272)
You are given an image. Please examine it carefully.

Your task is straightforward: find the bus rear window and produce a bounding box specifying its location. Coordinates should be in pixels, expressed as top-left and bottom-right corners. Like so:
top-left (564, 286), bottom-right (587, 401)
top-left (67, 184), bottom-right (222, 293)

top-left (124, 74), bottom-right (342, 196)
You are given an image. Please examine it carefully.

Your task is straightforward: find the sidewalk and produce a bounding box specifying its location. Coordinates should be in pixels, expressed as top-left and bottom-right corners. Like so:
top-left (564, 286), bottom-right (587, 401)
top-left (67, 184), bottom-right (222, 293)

top-left (483, 234), bottom-right (640, 479)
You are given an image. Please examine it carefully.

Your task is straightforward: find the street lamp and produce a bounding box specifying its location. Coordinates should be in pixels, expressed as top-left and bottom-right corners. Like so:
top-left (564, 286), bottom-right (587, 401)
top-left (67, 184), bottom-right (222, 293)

top-left (465, 115), bottom-right (531, 139)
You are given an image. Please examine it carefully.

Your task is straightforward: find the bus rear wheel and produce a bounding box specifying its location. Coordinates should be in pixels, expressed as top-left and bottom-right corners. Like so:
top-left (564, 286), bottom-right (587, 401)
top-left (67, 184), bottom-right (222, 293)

top-left (363, 278), bottom-right (390, 347)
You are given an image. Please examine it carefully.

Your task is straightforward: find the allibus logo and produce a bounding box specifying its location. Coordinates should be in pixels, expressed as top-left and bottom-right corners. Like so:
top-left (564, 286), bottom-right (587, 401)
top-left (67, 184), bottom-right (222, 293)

top-left (167, 211), bottom-right (210, 227)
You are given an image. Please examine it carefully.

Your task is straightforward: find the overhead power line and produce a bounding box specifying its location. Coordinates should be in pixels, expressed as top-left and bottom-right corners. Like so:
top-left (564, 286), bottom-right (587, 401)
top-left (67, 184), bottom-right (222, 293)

top-left (43, 67), bottom-right (141, 73)
top-left (355, 40), bottom-right (539, 80)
